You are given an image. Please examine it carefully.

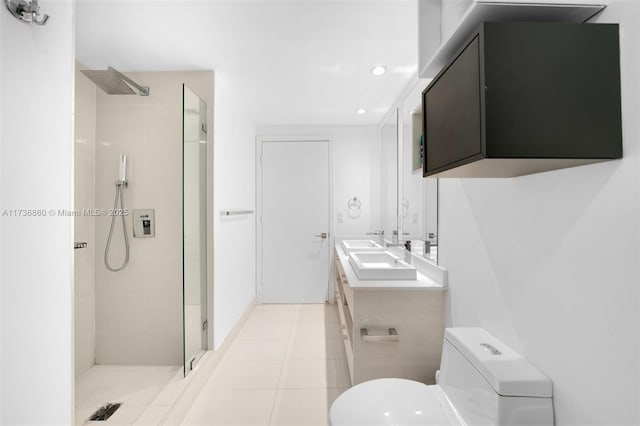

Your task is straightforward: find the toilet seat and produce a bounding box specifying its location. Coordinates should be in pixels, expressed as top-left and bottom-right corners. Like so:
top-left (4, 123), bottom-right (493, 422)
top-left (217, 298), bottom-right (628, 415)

top-left (328, 378), bottom-right (462, 426)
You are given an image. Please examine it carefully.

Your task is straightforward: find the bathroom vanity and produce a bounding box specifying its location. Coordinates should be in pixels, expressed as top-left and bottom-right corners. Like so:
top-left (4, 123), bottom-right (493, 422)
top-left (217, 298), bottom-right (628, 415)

top-left (334, 244), bottom-right (446, 386)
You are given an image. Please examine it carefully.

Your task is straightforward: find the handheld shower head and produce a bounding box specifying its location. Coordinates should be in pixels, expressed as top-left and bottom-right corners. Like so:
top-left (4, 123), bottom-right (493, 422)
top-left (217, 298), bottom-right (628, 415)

top-left (118, 155), bottom-right (127, 183)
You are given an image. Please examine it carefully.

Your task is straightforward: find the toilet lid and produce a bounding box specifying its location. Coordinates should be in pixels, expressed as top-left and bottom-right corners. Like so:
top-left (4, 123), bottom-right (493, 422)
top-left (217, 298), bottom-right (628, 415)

top-left (329, 378), bottom-right (462, 426)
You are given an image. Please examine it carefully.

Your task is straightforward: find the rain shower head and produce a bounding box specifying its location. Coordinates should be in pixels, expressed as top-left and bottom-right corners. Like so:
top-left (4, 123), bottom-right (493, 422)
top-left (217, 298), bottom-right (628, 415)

top-left (80, 66), bottom-right (149, 96)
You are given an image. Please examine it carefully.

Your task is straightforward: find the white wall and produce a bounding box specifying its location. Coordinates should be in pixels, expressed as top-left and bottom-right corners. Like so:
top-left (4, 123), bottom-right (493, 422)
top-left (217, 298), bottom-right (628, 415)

top-left (255, 126), bottom-right (379, 237)
top-left (438, 1), bottom-right (640, 424)
top-left (74, 65), bottom-right (97, 376)
top-left (333, 127), bottom-right (379, 236)
top-left (0, 2), bottom-right (75, 424)
top-left (213, 72), bottom-right (257, 348)
top-left (439, 0), bottom-right (472, 41)
top-left (0, 8), bottom-right (3, 419)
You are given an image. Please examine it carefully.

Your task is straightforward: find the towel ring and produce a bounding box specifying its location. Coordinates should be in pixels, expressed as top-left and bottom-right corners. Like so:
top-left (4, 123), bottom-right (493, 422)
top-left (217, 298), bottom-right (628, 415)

top-left (347, 196), bottom-right (361, 218)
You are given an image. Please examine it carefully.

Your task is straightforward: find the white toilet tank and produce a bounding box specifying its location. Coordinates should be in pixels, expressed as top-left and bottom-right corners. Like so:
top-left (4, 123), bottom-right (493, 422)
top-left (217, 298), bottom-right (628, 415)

top-left (439, 328), bottom-right (554, 426)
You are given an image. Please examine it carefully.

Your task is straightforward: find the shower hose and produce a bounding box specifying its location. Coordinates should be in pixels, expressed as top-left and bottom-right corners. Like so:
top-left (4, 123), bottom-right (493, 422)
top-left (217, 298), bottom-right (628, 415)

top-left (104, 182), bottom-right (129, 272)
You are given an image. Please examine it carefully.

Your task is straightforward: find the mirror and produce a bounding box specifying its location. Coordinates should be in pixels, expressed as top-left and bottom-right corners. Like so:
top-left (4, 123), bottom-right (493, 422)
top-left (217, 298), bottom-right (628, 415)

top-left (182, 85), bottom-right (208, 375)
top-left (380, 109), bottom-right (399, 244)
top-left (401, 97), bottom-right (422, 240)
top-left (400, 79), bottom-right (438, 264)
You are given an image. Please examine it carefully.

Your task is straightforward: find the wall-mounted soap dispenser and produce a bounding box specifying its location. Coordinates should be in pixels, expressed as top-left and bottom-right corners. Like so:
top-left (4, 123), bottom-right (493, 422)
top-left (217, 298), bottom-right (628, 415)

top-left (133, 209), bottom-right (155, 238)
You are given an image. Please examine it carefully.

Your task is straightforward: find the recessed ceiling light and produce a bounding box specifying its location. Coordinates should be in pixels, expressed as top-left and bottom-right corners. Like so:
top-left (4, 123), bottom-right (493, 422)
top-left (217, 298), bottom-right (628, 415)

top-left (370, 65), bottom-right (386, 76)
top-left (356, 108), bottom-right (367, 114)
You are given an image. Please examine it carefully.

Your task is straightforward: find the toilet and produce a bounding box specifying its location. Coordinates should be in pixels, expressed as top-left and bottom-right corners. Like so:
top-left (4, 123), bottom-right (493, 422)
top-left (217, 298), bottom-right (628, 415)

top-left (329, 327), bottom-right (553, 425)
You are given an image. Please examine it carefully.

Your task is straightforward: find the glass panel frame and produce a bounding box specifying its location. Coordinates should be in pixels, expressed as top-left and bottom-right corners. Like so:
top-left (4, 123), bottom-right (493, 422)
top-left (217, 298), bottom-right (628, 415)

top-left (182, 84), bottom-right (208, 376)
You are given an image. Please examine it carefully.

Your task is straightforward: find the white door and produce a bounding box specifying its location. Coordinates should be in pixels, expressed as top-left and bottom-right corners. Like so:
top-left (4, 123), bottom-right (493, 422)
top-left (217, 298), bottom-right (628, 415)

top-left (260, 140), bottom-right (330, 303)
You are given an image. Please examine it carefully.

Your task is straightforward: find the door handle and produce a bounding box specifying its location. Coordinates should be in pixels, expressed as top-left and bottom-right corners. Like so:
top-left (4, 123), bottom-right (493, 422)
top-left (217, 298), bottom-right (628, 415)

top-left (314, 232), bottom-right (328, 239)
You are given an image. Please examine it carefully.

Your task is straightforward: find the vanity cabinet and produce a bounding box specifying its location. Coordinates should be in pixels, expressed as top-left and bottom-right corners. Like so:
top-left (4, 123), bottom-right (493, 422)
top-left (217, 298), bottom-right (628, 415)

top-left (334, 247), bottom-right (446, 386)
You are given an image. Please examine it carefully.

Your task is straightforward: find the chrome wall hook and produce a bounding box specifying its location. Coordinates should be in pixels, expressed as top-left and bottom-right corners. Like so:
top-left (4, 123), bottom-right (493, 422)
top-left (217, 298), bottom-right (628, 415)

top-left (5, 0), bottom-right (49, 25)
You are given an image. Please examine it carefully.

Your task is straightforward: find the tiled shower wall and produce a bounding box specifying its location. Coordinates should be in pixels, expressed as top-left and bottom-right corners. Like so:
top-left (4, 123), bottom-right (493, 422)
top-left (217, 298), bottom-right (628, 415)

top-left (74, 70), bottom-right (213, 366)
top-left (94, 72), bottom-right (183, 365)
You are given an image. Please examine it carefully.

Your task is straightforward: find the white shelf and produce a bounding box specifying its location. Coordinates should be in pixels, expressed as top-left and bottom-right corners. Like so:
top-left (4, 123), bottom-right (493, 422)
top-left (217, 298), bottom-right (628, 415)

top-left (419, 0), bottom-right (608, 78)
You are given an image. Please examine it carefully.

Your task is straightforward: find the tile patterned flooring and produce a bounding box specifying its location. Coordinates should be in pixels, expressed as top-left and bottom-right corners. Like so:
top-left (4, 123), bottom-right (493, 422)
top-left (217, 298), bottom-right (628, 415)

top-left (182, 303), bottom-right (350, 426)
top-left (75, 365), bottom-right (180, 425)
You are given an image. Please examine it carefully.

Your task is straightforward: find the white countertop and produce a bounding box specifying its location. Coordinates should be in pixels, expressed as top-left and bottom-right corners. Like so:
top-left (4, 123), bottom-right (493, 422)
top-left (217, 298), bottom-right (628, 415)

top-left (335, 244), bottom-right (446, 291)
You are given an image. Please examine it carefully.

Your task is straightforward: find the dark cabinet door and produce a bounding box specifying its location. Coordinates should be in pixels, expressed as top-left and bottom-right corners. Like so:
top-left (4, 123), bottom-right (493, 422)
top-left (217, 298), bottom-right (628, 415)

top-left (424, 36), bottom-right (482, 176)
top-left (483, 22), bottom-right (622, 159)
top-left (422, 22), bottom-right (622, 178)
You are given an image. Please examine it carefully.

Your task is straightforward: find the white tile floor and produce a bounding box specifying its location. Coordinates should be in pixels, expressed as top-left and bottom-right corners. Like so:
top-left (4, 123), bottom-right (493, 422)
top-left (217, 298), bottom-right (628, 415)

top-left (182, 303), bottom-right (350, 426)
top-left (75, 365), bottom-right (180, 425)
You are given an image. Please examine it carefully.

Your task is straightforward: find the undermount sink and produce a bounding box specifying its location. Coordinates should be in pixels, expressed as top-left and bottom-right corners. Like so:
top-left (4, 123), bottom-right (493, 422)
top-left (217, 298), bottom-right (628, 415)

top-left (341, 239), bottom-right (385, 253)
top-left (348, 251), bottom-right (417, 280)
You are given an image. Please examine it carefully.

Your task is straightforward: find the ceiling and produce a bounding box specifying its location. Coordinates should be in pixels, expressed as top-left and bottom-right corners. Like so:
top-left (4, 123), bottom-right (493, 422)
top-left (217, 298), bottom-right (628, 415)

top-left (75, 0), bottom-right (419, 126)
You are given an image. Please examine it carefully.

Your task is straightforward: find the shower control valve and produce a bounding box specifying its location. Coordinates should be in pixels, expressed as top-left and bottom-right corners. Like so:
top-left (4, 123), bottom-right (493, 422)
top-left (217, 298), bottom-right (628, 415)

top-left (133, 209), bottom-right (155, 238)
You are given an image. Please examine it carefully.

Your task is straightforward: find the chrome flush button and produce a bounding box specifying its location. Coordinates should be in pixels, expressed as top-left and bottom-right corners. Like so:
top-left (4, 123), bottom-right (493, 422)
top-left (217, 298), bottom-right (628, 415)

top-left (480, 343), bottom-right (502, 355)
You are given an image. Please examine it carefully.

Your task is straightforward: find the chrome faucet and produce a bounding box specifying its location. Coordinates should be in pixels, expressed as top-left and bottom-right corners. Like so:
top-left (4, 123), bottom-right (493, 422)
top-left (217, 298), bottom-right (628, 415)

top-left (388, 230), bottom-right (410, 247)
top-left (366, 230), bottom-right (385, 246)
top-left (385, 232), bottom-right (413, 264)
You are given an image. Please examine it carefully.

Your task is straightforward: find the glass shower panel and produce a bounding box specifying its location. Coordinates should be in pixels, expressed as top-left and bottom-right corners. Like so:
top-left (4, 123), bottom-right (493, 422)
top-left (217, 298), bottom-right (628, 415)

top-left (182, 85), bottom-right (208, 376)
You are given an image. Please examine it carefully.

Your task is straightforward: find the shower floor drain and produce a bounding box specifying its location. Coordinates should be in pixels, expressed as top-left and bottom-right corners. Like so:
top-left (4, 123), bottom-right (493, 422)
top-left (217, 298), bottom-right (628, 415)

top-left (88, 403), bottom-right (122, 421)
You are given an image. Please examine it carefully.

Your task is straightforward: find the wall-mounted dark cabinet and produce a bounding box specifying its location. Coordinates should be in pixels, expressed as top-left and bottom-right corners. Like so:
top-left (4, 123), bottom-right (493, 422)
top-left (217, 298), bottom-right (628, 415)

top-left (422, 22), bottom-right (622, 178)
